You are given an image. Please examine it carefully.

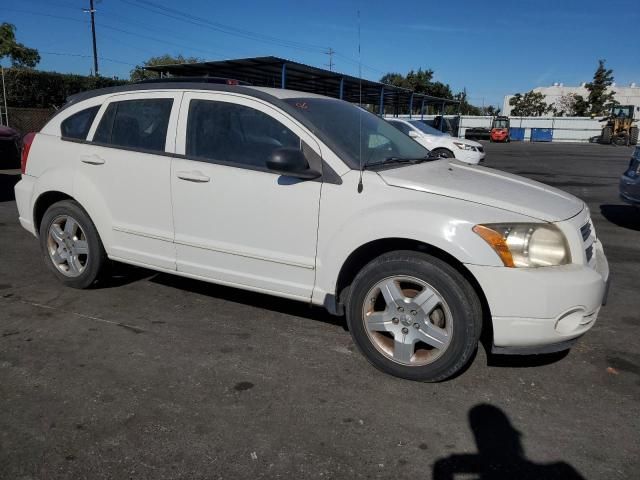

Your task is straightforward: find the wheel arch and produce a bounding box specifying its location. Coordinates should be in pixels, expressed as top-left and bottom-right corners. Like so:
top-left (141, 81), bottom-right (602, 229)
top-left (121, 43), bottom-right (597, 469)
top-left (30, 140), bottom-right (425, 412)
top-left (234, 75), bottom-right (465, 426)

top-left (33, 191), bottom-right (75, 234)
top-left (332, 237), bottom-right (493, 345)
top-left (431, 147), bottom-right (455, 158)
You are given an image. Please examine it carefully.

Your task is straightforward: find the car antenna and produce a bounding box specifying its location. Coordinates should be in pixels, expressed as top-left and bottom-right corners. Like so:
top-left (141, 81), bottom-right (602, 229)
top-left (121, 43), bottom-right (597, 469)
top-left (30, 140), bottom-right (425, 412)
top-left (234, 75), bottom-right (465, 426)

top-left (357, 9), bottom-right (364, 194)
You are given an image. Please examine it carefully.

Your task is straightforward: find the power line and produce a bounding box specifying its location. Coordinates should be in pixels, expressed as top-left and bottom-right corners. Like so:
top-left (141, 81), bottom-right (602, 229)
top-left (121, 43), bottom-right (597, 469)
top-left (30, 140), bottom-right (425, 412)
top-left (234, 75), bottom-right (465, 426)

top-left (6, 5), bottom-right (390, 80)
top-left (40, 51), bottom-right (136, 67)
top-left (117, 0), bottom-right (329, 54)
top-left (4, 8), bottom-right (234, 61)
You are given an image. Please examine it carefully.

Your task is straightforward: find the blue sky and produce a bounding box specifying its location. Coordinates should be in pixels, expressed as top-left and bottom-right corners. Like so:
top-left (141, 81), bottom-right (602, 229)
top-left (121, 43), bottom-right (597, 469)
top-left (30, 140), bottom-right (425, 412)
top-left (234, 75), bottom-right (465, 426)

top-left (3, 0), bottom-right (638, 107)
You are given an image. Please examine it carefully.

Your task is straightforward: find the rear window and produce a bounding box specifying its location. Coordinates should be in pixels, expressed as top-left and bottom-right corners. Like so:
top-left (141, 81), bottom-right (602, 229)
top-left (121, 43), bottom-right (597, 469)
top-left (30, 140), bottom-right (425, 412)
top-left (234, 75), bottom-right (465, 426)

top-left (61, 106), bottom-right (100, 140)
top-left (93, 98), bottom-right (173, 152)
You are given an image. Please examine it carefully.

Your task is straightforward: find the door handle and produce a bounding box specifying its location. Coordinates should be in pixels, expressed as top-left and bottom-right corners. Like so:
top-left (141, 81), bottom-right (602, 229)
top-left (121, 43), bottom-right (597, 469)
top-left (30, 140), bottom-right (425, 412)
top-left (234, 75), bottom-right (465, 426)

top-left (80, 154), bottom-right (105, 165)
top-left (176, 171), bottom-right (210, 183)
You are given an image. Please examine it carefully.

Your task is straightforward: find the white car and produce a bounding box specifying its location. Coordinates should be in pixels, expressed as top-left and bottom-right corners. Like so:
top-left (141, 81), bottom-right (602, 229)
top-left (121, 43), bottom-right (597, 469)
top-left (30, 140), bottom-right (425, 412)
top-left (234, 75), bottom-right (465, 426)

top-left (387, 118), bottom-right (486, 164)
top-left (15, 81), bottom-right (609, 381)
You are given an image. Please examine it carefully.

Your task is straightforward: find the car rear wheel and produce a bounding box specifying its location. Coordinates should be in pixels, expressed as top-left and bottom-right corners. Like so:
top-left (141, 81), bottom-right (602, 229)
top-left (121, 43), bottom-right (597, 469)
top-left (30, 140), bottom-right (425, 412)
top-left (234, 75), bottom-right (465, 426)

top-left (40, 200), bottom-right (107, 288)
top-left (346, 251), bottom-right (482, 382)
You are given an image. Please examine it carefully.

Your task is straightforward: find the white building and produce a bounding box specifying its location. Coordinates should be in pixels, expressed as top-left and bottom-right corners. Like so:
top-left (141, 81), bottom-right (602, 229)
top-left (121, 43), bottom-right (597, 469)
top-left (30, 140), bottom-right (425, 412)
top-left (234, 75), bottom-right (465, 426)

top-left (503, 82), bottom-right (640, 117)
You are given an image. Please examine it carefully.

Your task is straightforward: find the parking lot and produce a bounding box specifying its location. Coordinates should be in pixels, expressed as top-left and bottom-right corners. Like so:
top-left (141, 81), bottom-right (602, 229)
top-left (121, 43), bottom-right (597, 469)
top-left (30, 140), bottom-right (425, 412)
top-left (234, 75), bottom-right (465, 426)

top-left (1, 142), bottom-right (639, 479)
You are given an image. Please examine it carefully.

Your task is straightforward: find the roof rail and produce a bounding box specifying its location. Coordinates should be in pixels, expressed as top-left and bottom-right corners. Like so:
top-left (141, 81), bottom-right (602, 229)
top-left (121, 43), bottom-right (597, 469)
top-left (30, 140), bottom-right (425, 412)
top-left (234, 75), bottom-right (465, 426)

top-left (136, 76), bottom-right (251, 86)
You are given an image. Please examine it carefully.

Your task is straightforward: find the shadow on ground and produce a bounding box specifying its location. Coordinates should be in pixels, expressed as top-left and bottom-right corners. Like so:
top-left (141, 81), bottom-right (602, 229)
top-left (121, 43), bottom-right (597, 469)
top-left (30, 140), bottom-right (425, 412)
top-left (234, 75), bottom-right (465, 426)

top-left (600, 204), bottom-right (640, 231)
top-left (150, 272), bottom-right (346, 328)
top-left (433, 404), bottom-right (585, 480)
top-left (486, 350), bottom-right (570, 368)
top-left (0, 173), bottom-right (19, 202)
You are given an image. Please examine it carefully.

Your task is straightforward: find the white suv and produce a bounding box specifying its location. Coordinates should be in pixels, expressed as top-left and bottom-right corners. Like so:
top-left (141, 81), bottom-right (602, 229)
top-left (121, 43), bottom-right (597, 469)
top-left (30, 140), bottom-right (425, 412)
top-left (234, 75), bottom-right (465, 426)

top-left (15, 82), bottom-right (609, 381)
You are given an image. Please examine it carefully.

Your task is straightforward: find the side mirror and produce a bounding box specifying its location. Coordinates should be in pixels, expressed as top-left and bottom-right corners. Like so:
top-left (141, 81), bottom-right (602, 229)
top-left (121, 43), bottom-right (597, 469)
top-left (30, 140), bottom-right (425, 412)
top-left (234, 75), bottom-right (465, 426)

top-left (266, 148), bottom-right (321, 179)
top-left (408, 130), bottom-right (419, 138)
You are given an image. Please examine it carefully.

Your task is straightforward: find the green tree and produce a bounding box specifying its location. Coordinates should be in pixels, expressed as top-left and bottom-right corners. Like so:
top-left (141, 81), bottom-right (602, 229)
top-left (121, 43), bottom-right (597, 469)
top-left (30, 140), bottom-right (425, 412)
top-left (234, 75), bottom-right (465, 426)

top-left (379, 68), bottom-right (476, 114)
top-left (130, 54), bottom-right (202, 82)
top-left (454, 90), bottom-right (481, 115)
top-left (509, 91), bottom-right (552, 116)
top-left (0, 23), bottom-right (40, 68)
top-left (585, 60), bottom-right (616, 116)
top-left (482, 105), bottom-right (500, 116)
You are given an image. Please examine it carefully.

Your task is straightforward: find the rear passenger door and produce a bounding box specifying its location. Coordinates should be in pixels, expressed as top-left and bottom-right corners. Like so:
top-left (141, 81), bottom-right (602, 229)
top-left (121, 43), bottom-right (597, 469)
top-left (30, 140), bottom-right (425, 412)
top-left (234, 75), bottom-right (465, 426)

top-left (171, 92), bottom-right (322, 300)
top-left (79, 91), bottom-right (181, 270)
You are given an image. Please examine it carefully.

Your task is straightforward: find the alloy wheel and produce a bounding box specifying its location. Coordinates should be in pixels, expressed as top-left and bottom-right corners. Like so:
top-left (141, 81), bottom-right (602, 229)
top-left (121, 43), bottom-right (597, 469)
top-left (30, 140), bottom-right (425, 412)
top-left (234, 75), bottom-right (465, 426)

top-left (46, 215), bottom-right (89, 277)
top-left (361, 275), bottom-right (453, 366)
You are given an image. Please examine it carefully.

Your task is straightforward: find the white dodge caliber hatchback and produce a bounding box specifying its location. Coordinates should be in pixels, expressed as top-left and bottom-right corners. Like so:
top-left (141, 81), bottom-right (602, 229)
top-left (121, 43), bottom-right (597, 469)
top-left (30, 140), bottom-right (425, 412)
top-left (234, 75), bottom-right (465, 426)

top-left (15, 82), bottom-right (609, 381)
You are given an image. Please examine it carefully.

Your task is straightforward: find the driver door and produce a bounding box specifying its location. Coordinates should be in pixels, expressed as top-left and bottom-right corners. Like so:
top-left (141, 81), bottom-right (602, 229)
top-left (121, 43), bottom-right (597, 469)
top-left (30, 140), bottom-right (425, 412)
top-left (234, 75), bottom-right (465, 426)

top-left (171, 92), bottom-right (323, 301)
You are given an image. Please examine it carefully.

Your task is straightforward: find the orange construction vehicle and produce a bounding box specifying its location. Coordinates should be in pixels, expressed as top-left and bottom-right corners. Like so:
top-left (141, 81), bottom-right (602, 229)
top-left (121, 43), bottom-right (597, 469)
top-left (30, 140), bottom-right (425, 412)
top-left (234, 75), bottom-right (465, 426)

top-left (490, 116), bottom-right (510, 142)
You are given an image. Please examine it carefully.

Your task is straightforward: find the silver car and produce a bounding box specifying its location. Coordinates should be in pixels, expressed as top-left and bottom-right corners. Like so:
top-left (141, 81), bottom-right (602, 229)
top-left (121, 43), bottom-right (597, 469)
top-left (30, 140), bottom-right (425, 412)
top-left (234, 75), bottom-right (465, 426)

top-left (620, 147), bottom-right (640, 205)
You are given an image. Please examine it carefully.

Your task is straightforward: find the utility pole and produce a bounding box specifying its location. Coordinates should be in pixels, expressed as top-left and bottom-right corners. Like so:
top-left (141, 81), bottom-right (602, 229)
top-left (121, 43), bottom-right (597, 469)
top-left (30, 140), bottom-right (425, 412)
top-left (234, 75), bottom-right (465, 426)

top-left (84, 0), bottom-right (99, 76)
top-left (325, 48), bottom-right (335, 71)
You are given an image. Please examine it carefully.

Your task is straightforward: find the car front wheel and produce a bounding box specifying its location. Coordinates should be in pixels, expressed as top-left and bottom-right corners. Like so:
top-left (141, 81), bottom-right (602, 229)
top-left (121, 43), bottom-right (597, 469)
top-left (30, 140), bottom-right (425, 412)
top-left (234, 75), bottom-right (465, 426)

top-left (346, 251), bottom-right (482, 382)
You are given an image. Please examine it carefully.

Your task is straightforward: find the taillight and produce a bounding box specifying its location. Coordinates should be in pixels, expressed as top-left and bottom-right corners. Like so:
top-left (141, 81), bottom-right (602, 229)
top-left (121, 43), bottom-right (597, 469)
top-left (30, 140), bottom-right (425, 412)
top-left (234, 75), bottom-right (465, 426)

top-left (21, 132), bottom-right (36, 174)
top-left (226, 79), bottom-right (239, 85)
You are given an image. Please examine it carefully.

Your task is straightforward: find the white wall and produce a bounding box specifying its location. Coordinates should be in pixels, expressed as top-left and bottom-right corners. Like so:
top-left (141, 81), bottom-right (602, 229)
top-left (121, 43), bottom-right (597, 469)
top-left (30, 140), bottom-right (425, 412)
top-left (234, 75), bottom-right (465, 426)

top-left (388, 115), bottom-right (604, 142)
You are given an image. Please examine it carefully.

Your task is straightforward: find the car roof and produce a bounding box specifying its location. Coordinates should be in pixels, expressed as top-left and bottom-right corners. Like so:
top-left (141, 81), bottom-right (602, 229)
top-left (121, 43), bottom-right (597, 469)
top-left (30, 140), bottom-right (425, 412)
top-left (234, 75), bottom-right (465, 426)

top-left (62, 82), bottom-right (328, 110)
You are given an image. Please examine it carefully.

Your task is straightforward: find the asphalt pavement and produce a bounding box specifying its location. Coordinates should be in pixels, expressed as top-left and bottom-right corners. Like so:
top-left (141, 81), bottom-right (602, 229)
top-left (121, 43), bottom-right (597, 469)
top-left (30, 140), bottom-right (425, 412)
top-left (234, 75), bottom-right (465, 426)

top-left (1, 142), bottom-right (639, 479)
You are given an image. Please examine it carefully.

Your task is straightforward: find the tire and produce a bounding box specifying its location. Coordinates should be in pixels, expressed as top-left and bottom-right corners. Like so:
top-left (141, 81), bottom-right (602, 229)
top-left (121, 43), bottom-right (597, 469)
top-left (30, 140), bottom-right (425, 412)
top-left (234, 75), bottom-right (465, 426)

top-left (630, 127), bottom-right (639, 146)
top-left (39, 200), bottom-right (107, 289)
top-left (433, 148), bottom-right (454, 159)
top-left (346, 251), bottom-right (482, 382)
top-left (613, 134), bottom-right (628, 146)
top-left (601, 126), bottom-right (612, 144)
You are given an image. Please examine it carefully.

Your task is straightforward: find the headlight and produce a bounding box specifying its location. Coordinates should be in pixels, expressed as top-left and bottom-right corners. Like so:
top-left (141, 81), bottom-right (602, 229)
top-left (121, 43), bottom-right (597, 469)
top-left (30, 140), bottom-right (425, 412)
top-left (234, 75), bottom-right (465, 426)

top-left (473, 223), bottom-right (571, 267)
top-left (453, 142), bottom-right (474, 151)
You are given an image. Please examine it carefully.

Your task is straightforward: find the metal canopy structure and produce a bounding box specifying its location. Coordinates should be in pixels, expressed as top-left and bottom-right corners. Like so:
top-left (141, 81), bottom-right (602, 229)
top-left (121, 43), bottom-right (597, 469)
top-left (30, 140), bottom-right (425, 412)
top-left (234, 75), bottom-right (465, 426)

top-left (145, 56), bottom-right (459, 117)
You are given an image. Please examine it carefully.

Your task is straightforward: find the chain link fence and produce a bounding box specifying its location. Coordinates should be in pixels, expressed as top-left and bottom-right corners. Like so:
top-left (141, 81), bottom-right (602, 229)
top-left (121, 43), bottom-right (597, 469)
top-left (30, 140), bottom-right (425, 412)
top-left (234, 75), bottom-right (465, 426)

top-left (6, 107), bottom-right (55, 134)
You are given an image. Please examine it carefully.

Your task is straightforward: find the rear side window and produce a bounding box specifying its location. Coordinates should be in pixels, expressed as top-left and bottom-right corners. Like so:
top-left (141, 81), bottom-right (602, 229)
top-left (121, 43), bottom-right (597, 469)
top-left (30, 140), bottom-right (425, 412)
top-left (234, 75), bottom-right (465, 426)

top-left (61, 106), bottom-right (100, 140)
top-left (93, 98), bottom-right (173, 152)
top-left (186, 100), bottom-right (300, 168)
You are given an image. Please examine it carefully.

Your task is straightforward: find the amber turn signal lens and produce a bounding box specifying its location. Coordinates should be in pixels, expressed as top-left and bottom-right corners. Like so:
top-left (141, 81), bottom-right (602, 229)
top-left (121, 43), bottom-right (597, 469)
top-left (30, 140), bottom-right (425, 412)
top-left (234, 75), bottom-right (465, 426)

top-left (472, 225), bottom-right (515, 267)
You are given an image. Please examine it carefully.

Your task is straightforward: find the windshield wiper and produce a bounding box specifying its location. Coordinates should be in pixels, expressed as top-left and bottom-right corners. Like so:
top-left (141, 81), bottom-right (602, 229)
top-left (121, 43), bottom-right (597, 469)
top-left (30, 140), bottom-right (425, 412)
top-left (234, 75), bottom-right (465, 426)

top-left (365, 154), bottom-right (437, 169)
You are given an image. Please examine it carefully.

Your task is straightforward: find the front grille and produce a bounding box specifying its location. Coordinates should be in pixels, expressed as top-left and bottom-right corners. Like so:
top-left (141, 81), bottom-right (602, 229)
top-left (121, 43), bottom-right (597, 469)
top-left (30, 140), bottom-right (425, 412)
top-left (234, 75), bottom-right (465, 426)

top-left (585, 244), bottom-right (593, 262)
top-left (580, 221), bottom-right (595, 266)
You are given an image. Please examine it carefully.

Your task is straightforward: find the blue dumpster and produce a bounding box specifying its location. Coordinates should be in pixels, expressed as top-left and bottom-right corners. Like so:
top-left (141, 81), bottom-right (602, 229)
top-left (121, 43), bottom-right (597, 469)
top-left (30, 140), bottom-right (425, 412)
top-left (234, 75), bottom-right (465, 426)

top-left (530, 128), bottom-right (553, 142)
top-left (509, 127), bottom-right (525, 141)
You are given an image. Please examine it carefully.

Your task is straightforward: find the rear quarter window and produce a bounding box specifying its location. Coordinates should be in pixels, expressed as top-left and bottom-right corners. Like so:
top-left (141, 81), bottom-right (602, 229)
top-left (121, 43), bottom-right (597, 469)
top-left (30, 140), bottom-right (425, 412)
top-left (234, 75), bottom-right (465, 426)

top-left (93, 98), bottom-right (173, 152)
top-left (60, 106), bottom-right (100, 140)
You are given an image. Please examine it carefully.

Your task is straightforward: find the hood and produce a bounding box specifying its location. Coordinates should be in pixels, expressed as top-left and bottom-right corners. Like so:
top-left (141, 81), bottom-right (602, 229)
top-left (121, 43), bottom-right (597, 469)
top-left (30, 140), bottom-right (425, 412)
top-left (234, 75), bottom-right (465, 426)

top-left (452, 137), bottom-right (481, 147)
top-left (379, 160), bottom-right (584, 222)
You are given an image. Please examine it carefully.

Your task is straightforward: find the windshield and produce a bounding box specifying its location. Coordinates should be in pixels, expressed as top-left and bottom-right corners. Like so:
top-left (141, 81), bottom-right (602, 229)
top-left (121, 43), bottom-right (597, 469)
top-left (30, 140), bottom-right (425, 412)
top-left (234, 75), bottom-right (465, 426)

top-left (612, 106), bottom-right (633, 118)
top-left (493, 119), bottom-right (509, 128)
top-left (409, 120), bottom-right (447, 136)
top-left (283, 98), bottom-right (430, 168)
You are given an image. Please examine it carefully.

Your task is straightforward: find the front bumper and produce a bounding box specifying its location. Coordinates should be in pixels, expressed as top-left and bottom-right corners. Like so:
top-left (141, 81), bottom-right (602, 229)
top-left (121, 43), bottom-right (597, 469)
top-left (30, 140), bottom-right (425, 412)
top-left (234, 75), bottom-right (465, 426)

top-left (619, 174), bottom-right (640, 205)
top-left (455, 149), bottom-right (484, 165)
top-left (467, 240), bottom-right (609, 351)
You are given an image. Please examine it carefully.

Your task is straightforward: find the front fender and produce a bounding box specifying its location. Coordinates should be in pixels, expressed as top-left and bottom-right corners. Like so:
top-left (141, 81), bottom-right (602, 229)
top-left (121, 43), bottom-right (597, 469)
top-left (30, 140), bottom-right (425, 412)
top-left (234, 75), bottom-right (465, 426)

top-left (313, 171), bottom-right (535, 304)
